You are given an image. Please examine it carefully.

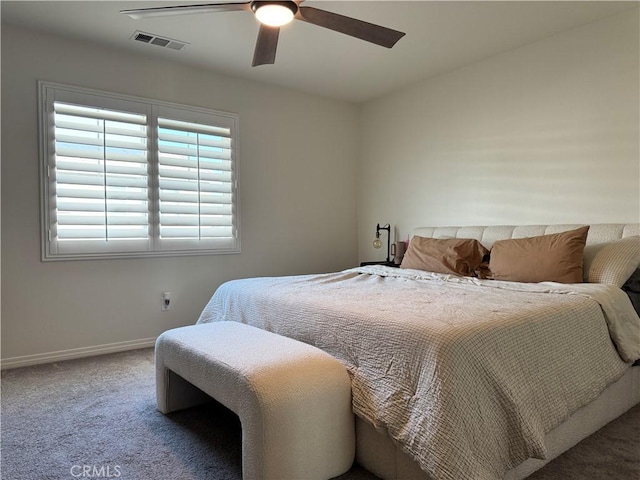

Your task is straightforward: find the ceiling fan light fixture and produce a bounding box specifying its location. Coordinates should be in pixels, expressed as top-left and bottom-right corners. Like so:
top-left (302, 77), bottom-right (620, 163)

top-left (252, 1), bottom-right (297, 27)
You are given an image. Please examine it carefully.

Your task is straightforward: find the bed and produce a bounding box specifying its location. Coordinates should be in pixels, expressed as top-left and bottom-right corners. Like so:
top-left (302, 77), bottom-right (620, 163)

top-left (196, 223), bottom-right (640, 480)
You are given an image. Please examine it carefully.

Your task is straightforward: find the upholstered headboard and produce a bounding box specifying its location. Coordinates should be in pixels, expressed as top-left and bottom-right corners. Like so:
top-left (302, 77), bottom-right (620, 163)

top-left (412, 224), bottom-right (640, 249)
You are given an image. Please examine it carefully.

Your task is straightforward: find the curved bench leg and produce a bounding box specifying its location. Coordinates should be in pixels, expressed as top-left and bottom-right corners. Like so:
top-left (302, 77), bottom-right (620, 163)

top-left (156, 365), bottom-right (212, 414)
top-left (239, 369), bottom-right (355, 480)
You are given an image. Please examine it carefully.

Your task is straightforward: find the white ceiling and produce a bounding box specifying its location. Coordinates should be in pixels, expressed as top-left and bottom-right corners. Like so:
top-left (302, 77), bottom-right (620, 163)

top-left (2, 1), bottom-right (637, 102)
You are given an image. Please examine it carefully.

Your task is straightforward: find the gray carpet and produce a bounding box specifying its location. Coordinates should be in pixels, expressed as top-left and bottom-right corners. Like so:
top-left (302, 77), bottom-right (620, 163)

top-left (1, 348), bottom-right (638, 480)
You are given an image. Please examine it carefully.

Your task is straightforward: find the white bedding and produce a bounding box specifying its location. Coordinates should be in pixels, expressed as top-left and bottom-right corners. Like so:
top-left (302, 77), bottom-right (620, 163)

top-left (197, 266), bottom-right (639, 480)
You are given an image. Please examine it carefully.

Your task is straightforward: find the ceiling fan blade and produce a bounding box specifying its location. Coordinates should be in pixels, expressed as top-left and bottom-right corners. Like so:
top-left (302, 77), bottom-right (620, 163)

top-left (296, 6), bottom-right (405, 48)
top-left (252, 25), bottom-right (280, 67)
top-left (121, 2), bottom-right (250, 20)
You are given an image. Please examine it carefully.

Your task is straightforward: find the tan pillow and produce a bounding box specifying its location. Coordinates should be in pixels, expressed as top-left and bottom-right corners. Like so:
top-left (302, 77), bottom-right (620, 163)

top-left (585, 236), bottom-right (640, 287)
top-left (489, 226), bottom-right (590, 283)
top-left (400, 237), bottom-right (489, 276)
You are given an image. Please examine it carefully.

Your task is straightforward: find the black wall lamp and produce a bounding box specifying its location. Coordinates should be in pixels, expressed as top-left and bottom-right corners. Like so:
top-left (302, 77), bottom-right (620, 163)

top-left (373, 223), bottom-right (391, 263)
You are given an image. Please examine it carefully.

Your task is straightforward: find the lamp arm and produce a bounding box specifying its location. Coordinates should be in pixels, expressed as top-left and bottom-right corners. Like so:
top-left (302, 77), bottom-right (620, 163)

top-left (386, 226), bottom-right (391, 263)
top-left (375, 223), bottom-right (391, 263)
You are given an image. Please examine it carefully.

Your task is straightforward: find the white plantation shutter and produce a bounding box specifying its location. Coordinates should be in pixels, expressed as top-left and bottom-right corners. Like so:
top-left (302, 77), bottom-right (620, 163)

top-left (156, 115), bottom-right (237, 251)
top-left (52, 102), bottom-right (150, 251)
top-left (40, 83), bottom-right (239, 260)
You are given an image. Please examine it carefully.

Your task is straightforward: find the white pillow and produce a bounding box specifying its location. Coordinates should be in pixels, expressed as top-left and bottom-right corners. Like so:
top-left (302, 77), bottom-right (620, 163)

top-left (584, 236), bottom-right (640, 287)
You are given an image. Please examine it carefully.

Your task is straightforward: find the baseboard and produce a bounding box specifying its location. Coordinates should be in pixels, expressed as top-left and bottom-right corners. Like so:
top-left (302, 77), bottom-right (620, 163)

top-left (0, 337), bottom-right (157, 369)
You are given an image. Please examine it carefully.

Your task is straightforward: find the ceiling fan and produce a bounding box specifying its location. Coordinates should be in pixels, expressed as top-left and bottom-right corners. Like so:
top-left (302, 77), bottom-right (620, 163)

top-left (120, 1), bottom-right (405, 67)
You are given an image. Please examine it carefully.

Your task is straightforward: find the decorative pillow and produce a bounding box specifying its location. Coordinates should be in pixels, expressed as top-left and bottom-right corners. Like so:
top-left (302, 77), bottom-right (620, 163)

top-left (488, 226), bottom-right (589, 283)
top-left (585, 236), bottom-right (640, 287)
top-left (622, 268), bottom-right (640, 294)
top-left (622, 269), bottom-right (640, 319)
top-left (400, 237), bottom-right (489, 276)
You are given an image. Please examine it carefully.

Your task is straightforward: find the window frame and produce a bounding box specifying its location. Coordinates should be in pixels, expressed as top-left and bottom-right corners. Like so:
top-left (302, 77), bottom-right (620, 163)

top-left (38, 81), bottom-right (241, 261)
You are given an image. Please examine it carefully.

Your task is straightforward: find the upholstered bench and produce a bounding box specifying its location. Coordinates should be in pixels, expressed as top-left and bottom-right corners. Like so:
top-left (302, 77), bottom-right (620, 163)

top-left (155, 321), bottom-right (355, 480)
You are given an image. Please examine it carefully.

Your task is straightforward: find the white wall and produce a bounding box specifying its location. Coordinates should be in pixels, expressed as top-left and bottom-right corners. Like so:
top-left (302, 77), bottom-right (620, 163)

top-left (358, 10), bottom-right (639, 261)
top-left (1, 24), bottom-right (359, 364)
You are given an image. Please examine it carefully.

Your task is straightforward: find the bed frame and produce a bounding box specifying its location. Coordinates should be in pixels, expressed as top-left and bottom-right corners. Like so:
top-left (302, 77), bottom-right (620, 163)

top-left (355, 223), bottom-right (640, 480)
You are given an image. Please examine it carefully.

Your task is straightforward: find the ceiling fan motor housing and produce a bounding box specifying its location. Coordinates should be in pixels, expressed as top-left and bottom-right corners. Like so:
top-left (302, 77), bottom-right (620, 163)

top-left (251, 1), bottom-right (299, 17)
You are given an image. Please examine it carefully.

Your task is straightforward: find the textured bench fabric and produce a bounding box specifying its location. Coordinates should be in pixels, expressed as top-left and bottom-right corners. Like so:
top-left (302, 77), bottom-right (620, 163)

top-left (155, 321), bottom-right (355, 480)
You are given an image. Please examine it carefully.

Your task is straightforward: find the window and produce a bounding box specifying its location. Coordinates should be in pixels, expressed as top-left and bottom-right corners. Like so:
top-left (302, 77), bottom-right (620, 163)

top-left (39, 82), bottom-right (240, 260)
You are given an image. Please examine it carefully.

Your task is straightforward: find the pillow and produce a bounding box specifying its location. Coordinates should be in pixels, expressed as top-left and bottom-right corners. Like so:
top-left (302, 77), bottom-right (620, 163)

top-left (488, 226), bottom-right (589, 283)
top-left (585, 236), bottom-right (640, 287)
top-left (400, 237), bottom-right (489, 276)
top-left (622, 269), bottom-right (640, 319)
top-left (622, 268), bottom-right (640, 294)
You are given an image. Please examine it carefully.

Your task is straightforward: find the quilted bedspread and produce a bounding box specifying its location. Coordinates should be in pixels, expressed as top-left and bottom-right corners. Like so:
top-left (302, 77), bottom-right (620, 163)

top-left (197, 266), bottom-right (638, 480)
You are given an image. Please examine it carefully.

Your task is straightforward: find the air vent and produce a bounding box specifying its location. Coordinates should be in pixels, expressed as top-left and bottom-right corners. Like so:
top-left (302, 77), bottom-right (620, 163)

top-left (131, 31), bottom-right (188, 51)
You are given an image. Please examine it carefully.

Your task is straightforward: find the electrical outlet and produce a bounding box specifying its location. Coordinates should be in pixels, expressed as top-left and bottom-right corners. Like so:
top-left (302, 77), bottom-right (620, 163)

top-left (162, 292), bottom-right (171, 311)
